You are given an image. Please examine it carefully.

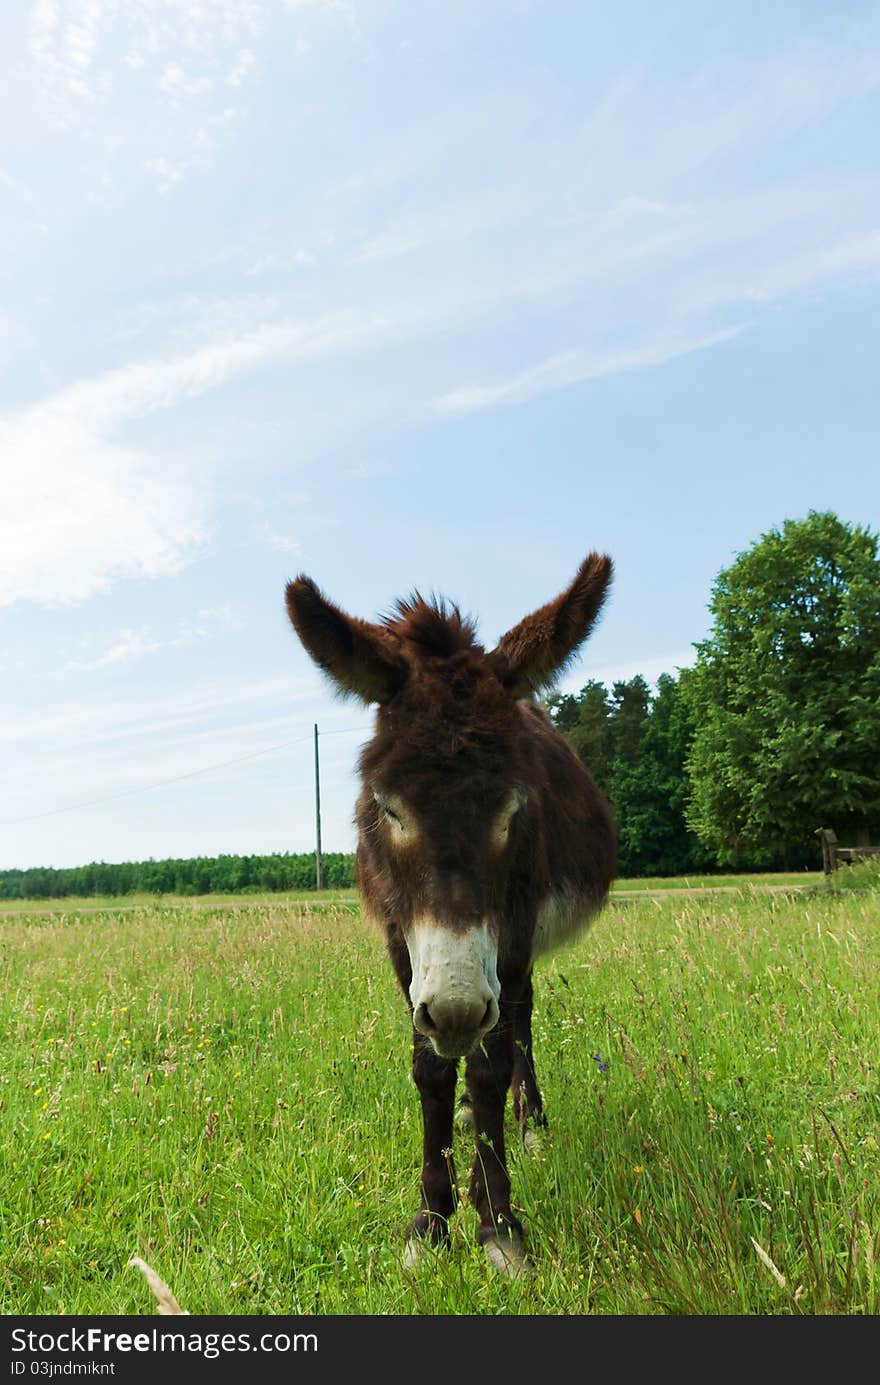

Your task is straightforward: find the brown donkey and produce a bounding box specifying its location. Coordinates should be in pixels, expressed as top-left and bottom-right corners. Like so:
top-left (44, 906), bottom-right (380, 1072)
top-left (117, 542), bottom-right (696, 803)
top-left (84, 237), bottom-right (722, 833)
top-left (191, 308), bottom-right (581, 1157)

top-left (285, 554), bottom-right (617, 1275)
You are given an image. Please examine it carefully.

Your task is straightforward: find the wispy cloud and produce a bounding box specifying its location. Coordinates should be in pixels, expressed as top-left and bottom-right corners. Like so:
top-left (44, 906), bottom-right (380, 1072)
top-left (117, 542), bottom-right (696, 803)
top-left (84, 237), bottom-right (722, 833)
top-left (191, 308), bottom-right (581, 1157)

top-left (66, 627), bottom-right (176, 671)
top-left (0, 665), bottom-right (364, 826)
top-left (28, 1), bottom-right (263, 108)
top-left (258, 523), bottom-right (302, 555)
top-left (25, 0), bottom-right (351, 197)
top-left (64, 606), bottom-right (240, 671)
top-left (25, 2), bottom-right (261, 193)
top-left (353, 230), bottom-right (420, 264)
top-left (433, 325), bottom-right (750, 417)
top-left (556, 650), bottom-right (697, 697)
top-left (0, 670), bottom-right (315, 752)
top-left (56, 307), bottom-right (394, 425)
top-left (0, 307), bottom-right (404, 608)
top-left (709, 230), bottom-right (880, 308)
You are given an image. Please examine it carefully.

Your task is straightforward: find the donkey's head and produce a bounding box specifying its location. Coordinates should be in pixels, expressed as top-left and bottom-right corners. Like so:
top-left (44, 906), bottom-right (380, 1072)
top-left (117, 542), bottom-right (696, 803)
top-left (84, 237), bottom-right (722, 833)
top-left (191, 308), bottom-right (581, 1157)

top-left (285, 554), bottom-right (612, 1058)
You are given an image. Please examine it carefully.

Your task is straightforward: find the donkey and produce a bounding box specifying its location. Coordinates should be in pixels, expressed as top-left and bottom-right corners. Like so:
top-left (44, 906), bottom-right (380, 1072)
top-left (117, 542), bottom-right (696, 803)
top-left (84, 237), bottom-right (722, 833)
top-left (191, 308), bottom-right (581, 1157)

top-left (285, 554), bottom-right (617, 1276)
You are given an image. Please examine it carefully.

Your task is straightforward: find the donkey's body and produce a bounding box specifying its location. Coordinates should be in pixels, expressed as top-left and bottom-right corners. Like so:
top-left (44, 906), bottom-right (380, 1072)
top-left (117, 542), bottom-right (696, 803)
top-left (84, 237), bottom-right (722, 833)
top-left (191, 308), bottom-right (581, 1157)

top-left (286, 555), bottom-right (616, 1273)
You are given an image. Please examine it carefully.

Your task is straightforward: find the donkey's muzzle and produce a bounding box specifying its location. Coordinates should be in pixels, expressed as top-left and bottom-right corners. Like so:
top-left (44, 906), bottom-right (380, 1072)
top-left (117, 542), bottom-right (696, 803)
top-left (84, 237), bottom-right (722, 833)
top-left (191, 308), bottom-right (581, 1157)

top-left (413, 993), bottom-right (500, 1059)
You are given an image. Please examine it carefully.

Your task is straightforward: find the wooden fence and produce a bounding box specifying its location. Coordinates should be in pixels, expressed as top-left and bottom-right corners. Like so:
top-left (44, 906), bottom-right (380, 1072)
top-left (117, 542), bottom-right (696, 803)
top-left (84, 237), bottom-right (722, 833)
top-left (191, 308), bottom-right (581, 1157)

top-left (815, 827), bottom-right (880, 876)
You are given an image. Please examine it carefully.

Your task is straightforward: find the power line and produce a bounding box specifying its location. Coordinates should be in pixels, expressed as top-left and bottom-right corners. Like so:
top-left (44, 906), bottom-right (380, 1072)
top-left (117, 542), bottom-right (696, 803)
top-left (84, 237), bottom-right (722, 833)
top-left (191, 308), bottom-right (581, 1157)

top-left (1, 723), bottom-right (373, 827)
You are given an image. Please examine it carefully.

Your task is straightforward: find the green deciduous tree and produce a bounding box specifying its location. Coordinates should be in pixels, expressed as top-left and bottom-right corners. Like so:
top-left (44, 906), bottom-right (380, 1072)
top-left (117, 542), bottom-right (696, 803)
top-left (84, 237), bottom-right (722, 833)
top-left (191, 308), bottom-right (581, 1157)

top-left (683, 511), bottom-right (880, 864)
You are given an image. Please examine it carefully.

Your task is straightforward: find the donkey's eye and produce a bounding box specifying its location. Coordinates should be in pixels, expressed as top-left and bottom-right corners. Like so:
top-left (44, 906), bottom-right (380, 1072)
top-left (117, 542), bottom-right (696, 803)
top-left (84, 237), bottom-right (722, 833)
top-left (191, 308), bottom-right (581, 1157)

top-left (491, 789), bottom-right (526, 847)
top-left (374, 792), bottom-right (408, 835)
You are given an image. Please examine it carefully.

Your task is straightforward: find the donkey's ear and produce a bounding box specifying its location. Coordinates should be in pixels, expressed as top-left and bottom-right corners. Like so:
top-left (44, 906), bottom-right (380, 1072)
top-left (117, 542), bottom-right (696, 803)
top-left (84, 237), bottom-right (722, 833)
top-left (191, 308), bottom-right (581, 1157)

top-left (285, 576), bottom-right (408, 705)
top-left (487, 553), bottom-right (613, 698)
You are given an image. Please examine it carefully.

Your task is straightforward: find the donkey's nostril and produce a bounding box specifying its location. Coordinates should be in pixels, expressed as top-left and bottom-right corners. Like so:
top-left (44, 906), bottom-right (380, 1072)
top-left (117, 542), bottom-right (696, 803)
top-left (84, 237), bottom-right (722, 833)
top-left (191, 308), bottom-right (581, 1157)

top-left (415, 1002), bottom-right (437, 1032)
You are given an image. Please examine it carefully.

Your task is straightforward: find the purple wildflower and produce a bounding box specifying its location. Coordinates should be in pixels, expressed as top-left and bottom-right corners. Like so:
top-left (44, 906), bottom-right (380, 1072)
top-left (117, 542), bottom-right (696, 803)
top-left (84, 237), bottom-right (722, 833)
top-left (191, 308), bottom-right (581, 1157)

top-left (592, 1053), bottom-right (609, 1072)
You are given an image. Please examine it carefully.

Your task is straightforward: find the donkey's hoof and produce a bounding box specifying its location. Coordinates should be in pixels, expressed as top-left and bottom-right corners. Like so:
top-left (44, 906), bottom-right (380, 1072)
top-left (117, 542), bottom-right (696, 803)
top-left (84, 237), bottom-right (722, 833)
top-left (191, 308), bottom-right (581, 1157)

top-left (403, 1237), bottom-right (431, 1271)
top-left (456, 1097), bottom-right (475, 1131)
top-left (404, 1219), bottom-right (450, 1271)
top-left (483, 1236), bottom-right (533, 1279)
top-left (523, 1126), bottom-right (541, 1155)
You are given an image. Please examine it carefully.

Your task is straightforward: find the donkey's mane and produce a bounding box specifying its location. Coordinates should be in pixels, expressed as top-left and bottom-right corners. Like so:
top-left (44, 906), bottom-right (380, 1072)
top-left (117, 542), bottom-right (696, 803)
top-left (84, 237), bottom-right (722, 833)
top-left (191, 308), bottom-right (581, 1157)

top-left (382, 594), bottom-right (481, 659)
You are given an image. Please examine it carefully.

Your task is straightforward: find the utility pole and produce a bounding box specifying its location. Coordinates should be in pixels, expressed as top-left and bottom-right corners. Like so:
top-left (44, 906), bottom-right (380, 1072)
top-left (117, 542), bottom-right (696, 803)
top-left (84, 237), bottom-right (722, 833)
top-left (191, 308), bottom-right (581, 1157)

top-left (314, 723), bottom-right (324, 891)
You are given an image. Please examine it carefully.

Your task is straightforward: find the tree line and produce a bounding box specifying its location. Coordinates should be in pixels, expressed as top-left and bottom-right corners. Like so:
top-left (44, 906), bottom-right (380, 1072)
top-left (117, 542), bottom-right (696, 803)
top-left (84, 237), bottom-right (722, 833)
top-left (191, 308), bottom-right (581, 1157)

top-left (0, 851), bottom-right (355, 901)
top-left (3, 512), bottom-right (876, 897)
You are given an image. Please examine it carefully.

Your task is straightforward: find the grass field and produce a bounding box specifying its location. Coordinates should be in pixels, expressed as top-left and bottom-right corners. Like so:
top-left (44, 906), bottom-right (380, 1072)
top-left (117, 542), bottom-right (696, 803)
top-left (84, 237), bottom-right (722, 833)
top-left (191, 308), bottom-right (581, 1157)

top-left (0, 870), bottom-right (825, 914)
top-left (2, 869), bottom-right (878, 1315)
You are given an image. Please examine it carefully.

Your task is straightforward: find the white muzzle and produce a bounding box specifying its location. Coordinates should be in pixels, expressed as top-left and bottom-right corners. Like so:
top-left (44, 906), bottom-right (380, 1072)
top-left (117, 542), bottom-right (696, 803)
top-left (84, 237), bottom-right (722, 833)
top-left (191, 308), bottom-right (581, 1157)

top-left (406, 920), bottom-right (501, 1058)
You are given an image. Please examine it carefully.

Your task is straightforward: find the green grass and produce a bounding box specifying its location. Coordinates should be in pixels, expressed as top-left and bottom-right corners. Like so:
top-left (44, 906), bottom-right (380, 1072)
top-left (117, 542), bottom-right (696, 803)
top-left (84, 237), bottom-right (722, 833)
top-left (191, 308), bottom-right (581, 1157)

top-left (2, 886), bottom-right (879, 1315)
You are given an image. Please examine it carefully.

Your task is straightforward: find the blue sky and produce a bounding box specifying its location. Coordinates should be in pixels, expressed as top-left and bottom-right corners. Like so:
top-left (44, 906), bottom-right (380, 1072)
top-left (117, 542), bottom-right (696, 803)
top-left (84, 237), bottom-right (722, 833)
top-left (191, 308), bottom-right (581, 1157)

top-left (1, 0), bottom-right (879, 870)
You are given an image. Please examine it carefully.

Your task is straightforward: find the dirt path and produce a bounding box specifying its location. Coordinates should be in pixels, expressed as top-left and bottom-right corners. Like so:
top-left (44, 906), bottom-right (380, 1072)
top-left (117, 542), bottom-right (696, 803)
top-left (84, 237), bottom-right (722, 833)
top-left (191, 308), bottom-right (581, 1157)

top-left (613, 884), bottom-right (810, 898)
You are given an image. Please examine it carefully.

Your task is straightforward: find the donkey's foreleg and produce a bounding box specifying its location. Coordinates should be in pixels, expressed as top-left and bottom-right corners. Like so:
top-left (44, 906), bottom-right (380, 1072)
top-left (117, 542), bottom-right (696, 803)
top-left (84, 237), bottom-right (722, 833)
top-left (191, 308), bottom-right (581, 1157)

top-left (465, 1014), bottom-right (529, 1277)
top-left (405, 1032), bottom-right (458, 1266)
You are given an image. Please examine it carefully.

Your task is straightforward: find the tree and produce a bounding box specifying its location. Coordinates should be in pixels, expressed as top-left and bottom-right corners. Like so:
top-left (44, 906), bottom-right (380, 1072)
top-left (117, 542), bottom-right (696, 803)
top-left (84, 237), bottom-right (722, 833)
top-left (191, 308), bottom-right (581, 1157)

top-left (607, 676), bottom-right (650, 767)
top-left (683, 511), bottom-right (880, 864)
top-left (612, 673), bottom-right (714, 876)
top-left (546, 673), bottom-right (708, 876)
top-left (545, 680), bottom-right (613, 791)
